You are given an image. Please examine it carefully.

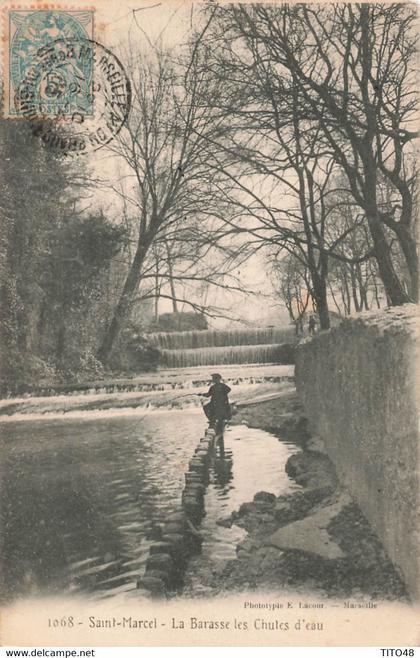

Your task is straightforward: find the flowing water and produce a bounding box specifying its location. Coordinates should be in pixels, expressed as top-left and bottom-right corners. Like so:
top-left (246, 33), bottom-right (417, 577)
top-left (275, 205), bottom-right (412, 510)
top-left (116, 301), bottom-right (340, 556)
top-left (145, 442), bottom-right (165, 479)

top-left (0, 381), bottom-right (301, 603)
top-left (147, 327), bottom-right (297, 369)
top-left (184, 425), bottom-right (301, 596)
top-left (0, 409), bottom-right (201, 603)
top-left (160, 344), bottom-right (295, 368)
top-left (148, 327), bottom-right (296, 350)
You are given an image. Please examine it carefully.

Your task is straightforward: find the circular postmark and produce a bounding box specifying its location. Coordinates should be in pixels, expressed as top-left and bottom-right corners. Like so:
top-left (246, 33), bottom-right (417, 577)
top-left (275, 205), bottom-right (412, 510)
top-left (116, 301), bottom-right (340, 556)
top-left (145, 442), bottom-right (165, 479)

top-left (14, 38), bottom-right (131, 155)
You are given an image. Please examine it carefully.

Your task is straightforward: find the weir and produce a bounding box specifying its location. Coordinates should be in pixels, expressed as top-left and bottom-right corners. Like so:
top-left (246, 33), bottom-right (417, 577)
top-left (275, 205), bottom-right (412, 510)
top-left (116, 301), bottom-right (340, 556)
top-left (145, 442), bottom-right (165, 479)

top-left (160, 343), bottom-right (296, 368)
top-left (147, 326), bottom-right (297, 369)
top-left (147, 327), bottom-right (295, 350)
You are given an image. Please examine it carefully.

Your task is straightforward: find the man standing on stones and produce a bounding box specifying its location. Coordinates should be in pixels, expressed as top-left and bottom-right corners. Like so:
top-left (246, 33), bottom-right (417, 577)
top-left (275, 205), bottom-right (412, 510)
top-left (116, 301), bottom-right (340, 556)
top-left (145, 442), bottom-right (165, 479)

top-left (199, 373), bottom-right (232, 432)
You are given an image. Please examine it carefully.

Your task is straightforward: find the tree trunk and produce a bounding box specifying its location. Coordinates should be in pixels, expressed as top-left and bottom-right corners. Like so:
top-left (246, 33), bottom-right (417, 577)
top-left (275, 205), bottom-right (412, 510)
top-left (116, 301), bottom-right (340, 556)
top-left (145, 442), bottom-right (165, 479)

top-left (356, 263), bottom-right (369, 311)
top-left (341, 269), bottom-right (351, 315)
top-left (350, 267), bottom-right (361, 312)
top-left (393, 224), bottom-right (418, 302)
top-left (360, 146), bottom-right (410, 305)
top-left (367, 217), bottom-right (410, 305)
top-left (97, 241), bottom-right (149, 363)
top-left (311, 270), bottom-right (330, 330)
top-left (169, 277), bottom-right (178, 315)
top-left (328, 280), bottom-right (343, 316)
top-left (165, 241), bottom-right (178, 315)
top-left (361, 286), bottom-right (369, 311)
top-left (154, 256), bottom-right (159, 323)
top-left (373, 276), bottom-right (381, 309)
top-left (154, 294), bottom-right (159, 324)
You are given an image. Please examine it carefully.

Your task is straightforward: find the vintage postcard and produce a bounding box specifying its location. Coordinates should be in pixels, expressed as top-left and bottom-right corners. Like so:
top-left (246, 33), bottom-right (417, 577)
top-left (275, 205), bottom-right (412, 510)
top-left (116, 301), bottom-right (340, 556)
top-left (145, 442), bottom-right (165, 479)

top-left (0, 0), bottom-right (418, 649)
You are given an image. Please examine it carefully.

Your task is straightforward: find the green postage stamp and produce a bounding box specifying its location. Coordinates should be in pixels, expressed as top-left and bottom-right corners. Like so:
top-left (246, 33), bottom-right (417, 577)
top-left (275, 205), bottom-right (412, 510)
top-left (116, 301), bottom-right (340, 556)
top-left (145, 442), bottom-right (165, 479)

top-left (3, 6), bottom-right (131, 154)
top-left (8, 9), bottom-right (94, 116)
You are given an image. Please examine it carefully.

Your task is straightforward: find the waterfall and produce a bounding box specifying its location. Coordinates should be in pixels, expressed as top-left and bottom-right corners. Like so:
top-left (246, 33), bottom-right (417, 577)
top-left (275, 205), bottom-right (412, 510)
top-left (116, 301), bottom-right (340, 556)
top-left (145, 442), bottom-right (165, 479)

top-left (145, 326), bottom-right (297, 368)
top-left (160, 343), bottom-right (296, 368)
top-left (147, 327), bottom-right (295, 350)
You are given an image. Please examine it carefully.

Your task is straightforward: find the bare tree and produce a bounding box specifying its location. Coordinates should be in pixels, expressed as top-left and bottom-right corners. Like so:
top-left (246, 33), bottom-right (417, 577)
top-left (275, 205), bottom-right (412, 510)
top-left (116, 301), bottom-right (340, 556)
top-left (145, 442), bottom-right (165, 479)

top-left (326, 188), bottom-right (384, 314)
top-left (210, 3), bottom-right (418, 304)
top-left (271, 253), bottom-right (313, 323)
top-left (129, 214), bottom-right (259, 323)
top-left (186, 8), bottom-right (379, 329)
top-left (97, 46), bottom-right (243, 362)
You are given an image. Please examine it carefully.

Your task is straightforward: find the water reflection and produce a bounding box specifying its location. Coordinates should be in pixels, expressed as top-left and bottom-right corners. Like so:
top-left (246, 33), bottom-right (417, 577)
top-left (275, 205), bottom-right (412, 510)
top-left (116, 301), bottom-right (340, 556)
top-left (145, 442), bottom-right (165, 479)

top-left (213, 451), bottom-right (232, 486)
top-left (1, 409), bottom-right (301, 604)
top-left (185, 424), bottom-right (301, 594)
top-left (0, 410), bottom-right (201, 603)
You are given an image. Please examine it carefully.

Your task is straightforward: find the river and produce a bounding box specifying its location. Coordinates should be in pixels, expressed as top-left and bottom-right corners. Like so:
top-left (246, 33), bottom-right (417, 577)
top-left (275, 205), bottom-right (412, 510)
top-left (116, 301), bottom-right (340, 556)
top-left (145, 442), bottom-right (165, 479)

top-left (184, 424), bottom-right (301, 596)
top-left (1, 389), bottom-right (300, 603)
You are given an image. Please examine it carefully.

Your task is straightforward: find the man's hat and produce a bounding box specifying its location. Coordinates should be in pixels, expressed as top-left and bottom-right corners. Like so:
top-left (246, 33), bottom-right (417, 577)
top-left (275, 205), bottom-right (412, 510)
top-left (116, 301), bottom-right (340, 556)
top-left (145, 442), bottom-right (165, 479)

top-left (211, 373), bottom-right (222, 381)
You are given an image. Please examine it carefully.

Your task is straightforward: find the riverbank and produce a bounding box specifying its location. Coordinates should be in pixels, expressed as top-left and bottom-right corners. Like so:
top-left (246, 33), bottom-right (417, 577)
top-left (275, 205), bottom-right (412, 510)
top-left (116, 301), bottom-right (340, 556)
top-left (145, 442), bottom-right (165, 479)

top-left (185, 392), bottom-right (409, 602)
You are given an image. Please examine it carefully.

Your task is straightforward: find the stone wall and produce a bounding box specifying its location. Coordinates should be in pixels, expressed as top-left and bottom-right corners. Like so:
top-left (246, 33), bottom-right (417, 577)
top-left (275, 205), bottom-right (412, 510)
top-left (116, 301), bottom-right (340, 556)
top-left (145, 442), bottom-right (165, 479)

top-left (295, 304), bottom-right (419, 600)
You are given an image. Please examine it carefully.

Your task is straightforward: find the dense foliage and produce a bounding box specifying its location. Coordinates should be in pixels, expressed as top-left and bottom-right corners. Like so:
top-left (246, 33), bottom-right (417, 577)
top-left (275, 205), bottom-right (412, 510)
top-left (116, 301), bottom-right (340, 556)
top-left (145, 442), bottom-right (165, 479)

top-left (0, 121), bottom-right (125, 393)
